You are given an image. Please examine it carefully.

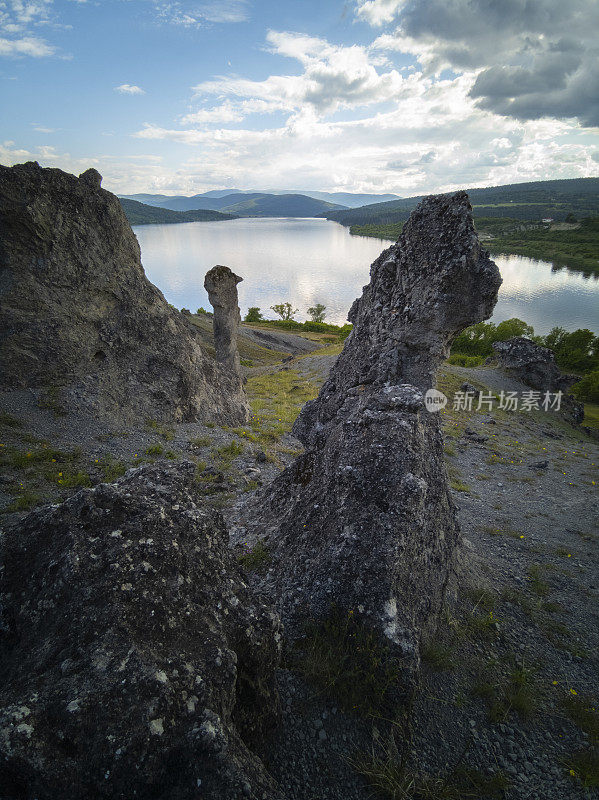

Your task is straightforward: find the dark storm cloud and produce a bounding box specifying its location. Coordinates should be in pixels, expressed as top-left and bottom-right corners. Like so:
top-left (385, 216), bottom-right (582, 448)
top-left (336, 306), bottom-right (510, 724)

top-left (371, 0), bottom-right (599, 127)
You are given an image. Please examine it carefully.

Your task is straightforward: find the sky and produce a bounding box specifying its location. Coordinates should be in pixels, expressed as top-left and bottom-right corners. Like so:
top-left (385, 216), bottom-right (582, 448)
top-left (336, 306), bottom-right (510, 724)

top-left (1, 0), bottom-right (598, 196)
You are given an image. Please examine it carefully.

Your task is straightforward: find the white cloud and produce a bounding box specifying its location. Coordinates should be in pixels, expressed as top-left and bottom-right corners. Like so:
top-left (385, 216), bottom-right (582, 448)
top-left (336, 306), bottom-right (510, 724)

top-left (187, 30), bottom-right (404, 122)
top-left (115, 83), bottom-right (145, 95)
top-left (153, 0), bottom-right (249, 27)
top-left (0, 34), bottom-right (55, 56)
top-left (0, 0), bottom-right (57, 57)
top-left (356, 0), bottom-right (405, 26)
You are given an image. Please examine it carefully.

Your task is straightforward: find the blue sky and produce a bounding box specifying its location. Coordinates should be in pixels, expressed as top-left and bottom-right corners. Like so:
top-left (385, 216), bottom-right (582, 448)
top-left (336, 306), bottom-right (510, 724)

top-left (1, 0), bottom-right (598, 195)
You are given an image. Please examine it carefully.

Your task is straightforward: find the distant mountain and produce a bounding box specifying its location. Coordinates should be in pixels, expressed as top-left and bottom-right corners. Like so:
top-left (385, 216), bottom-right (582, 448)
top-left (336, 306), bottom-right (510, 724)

top-left (218, 193), bottom-right (347, 217)
top-left (119, 198), bottom-right (237, 225)
top-left (318, 178), bottom-right (599, 226)
top-left (119, 189), bottom-right (403, 213)
top-left (119, 191), bottom-right (348, 217)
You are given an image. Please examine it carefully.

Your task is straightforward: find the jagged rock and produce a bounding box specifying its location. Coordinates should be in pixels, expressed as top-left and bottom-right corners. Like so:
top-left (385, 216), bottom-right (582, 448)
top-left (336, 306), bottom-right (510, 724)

top-left (242, 192), bottom-right (501, 685)
top-left (0, 462), bottom-right (281, 800)
top-left (492, 337), bottom-right (577, 392)
top-left (492, 337), bottom-right (584, 424)
top-left (204, 265), bottom-right (243, 377)
top-left (0, 162), bottom-right (248, 425)
top-left (460, 382), bottom-right (482, 399)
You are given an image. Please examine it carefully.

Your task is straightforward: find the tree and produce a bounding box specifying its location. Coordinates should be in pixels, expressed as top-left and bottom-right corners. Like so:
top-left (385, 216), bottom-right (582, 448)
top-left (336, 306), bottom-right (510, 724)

top-left (244, 307), bottom-right (263, 323)
top-left (495, 318), bottom-right (534, 341)
top-left (307, 303), bottom-right (326, 323)
top-left (270, 302), bottom-right (298, 321)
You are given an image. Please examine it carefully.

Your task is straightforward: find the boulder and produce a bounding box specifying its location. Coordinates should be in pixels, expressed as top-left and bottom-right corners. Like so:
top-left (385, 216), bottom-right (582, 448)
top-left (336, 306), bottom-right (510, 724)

top-left (0, 462), bottom-right (281, 800)
top-left (492, 337), bottom-right (584, 424)
top-left (0, 162), bottom-right (248, 425)
top-left (492, 337), bottom-right (577, 392)
top-left (242, 192), bottom-right (501, 687)
top-left (204, 265), bottom-right (243, 377)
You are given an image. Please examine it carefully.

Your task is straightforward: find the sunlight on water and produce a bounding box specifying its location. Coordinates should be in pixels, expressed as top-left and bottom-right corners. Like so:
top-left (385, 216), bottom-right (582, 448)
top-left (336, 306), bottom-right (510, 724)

top-left (134, 218), bottom-right (598, 335)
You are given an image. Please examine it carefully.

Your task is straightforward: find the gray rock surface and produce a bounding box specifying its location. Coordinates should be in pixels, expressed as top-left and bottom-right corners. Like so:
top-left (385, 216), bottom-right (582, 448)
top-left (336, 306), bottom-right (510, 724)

top-left (492, 337), bottom-right (584, 424)
top-left (204, 265), bottom-right (243, 377)
top-left (0, 161), bottom-right (248, 425)
top-left (0, 462), bottom-right (281, 800)
top-left (242, 192), bottom-right (502, 687)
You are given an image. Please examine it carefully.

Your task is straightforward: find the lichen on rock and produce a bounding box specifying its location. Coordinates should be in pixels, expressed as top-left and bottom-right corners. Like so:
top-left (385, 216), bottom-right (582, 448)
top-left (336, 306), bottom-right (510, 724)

top-left (204, 265), bottom-right (244, 378)
top-left (242, 192), bottom-right (502, 689)
top-left (0, 462), bottom-right (281, 800)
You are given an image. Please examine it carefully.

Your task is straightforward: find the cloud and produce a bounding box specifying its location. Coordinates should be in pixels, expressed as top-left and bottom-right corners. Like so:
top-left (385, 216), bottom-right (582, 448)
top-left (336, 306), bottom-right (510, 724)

top-left (153, 0), bottom-right (249, 27)
top-left (0, 34), bottom-right (55, 56)
top-left (363, 0), bottom-right (599, 127)
top-left (0, 0), bottom-right (57, 57)
top-left (187, 30), bottom-right (404, 121)
top-left (115, 83), bottom-right (145, 95)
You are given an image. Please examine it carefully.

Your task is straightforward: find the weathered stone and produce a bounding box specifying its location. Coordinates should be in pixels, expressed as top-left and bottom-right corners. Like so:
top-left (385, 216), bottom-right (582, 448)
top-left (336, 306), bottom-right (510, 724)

top-left (0, 161), bottom-right (248, 425)
top-left (492, 337), bottom-right (584, 424)
top-left (0, 462), bottom-right (281, 800)
top-left (492, 337), bottom-right (577, 392)
top-left (204, 265), bottom-right (243, 376)
top-left (242, 192), bottom-right (501, 686)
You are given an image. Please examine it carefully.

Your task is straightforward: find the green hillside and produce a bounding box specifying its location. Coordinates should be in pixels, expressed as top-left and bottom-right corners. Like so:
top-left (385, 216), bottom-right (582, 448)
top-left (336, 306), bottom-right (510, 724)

top-left (120, 198), bottom-right (238, 225)
top-left (219, 193), bottom-right (346, 217)
top-left (321, 178), bottom-right (599, 226)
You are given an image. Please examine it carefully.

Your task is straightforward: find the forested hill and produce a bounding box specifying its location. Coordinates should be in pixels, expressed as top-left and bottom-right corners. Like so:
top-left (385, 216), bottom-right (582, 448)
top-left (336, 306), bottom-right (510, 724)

top-left (218, 193), bottom-right (345, 217)
top-left (119, 198), bottom-right (238, 225)
top-left (319, 178), bottom-right (599, 226)
top-left (119, 191), bottom-right (347, 217)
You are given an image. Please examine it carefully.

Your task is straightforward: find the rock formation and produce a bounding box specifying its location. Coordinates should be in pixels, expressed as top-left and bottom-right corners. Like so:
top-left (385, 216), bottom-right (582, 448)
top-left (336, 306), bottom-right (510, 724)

top-left (0, 162), bottom-right (248, 425)
top-left (242, 192), bottom-right (502, 686)
top-left (0, 462), bottom-right (281, 800)
top-left (204, 265), bottom-right (243, 377)
top-left (492, 336), bottom-right (577, 393)
top-left (492, 337), bottom-right (584, 424)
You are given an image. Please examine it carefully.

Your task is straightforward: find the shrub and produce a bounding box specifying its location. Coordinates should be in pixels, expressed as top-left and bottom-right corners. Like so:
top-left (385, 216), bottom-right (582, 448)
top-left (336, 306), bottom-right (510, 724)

top-left (244, 307), bottom-right (263, 322)
top-left (447, 353), bottom-right (484, 367)
top-left (572, 370), bottom-right (599, 403)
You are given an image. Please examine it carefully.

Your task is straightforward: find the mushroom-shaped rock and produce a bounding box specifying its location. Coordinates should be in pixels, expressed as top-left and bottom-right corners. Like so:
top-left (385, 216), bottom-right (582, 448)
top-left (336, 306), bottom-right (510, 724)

top-left (204, 265), bottom-right (243, 376)
top-left (241, 192), bottom-right (502, 693)
top-left (0, 462), bottom-right (282, 800)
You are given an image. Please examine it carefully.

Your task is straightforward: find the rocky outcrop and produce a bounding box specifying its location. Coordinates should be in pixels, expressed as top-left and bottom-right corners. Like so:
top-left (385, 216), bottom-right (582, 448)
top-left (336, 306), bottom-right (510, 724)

top-left (492, 337), bottom-right (577, 392)
top-left (0, 462), bottom-right (281, 800)
top-left (242, 192), bottom-right (502, 687)
top-left (492, 337), bottom-right (584, 424)
top-left (0, 162), bottom-right (248, 425)
top-left (204, 265), bottom-right (243, 377)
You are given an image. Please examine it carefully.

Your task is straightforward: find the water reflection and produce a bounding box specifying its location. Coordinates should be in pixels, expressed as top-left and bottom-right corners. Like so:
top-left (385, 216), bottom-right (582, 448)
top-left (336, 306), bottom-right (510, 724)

top-left (134, 218), bottom-right (598, 335)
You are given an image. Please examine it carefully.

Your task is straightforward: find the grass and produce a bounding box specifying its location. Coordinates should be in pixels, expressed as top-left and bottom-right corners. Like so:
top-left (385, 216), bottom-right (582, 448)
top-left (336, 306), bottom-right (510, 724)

top-left (237, 540), bottom-right (271, 570)
top-left (145, 418), bottom-right (174, 440)
top-left (421, 642), bottom-right (455, 671)
top-left (189, 436), bottom-right (212, 448)
top-left (351, 734), bottom-right (508, 800)
top-left (582, 403), bottom-right (599, 429)
top-left (213, 439), bottom-right (244, 467)
top-left (473, 659), bottom-right (538, 723)
top-left (292, 606), bottom-right (404, 716)
top-left (527, 565), bottom-right (550, 597)
top-left (449, 478), bottom-right (471, 493)
top-left (246, 369), bottom-right (318, 450)
top-left (565, 749), bottom-right (599, 788)
top-left (562, 692), bottom-right (599, 743)
top-left (146, 443), bottom-right (164, 456)
top-left (99, 456), bottom-right (127, 482)
top-left (4, 490), bottom-right (43, 512)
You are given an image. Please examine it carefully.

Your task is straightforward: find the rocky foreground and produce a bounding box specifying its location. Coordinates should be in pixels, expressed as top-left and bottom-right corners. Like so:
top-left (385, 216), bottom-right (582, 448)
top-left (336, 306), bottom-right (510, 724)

top-left (0, 166), bottom-right (597, 800)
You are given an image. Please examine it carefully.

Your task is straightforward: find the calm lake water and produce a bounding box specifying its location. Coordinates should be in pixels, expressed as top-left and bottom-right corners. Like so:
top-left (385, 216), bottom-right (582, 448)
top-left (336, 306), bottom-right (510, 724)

top-left (134, 217), bottom-right (599, 335)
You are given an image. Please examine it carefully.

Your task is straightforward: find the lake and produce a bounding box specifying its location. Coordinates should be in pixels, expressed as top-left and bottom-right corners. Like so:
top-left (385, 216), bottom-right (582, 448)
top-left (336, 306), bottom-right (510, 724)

top-left (134, 217), bottom-right (599, 335)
